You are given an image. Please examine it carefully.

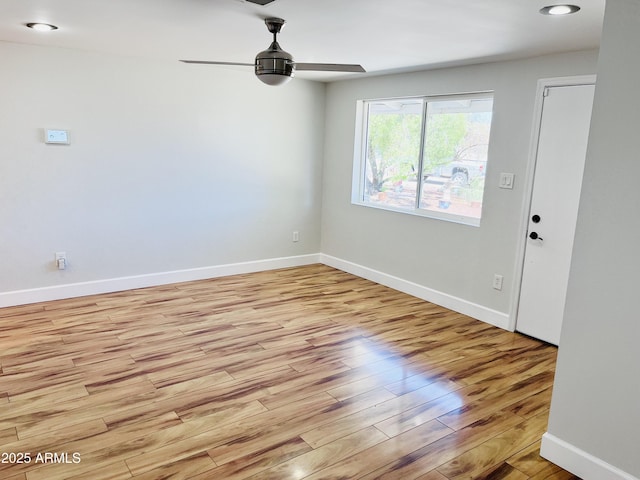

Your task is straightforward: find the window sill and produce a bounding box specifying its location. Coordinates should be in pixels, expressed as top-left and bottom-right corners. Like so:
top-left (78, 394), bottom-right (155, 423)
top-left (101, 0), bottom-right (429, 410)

top-left (351, 200), bottom-right (481, 227)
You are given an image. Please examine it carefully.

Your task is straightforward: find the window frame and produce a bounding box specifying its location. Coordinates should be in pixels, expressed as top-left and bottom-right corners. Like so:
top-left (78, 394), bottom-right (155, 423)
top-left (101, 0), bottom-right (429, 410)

top-left (351, 91), bottom-right (494, 227)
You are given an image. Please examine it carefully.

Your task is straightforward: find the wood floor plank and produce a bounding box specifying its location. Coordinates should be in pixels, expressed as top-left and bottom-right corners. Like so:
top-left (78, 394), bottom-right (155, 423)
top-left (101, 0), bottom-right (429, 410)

top-left (125, 393), bottom-right (336, 476)
top-left (62, 460), bottom-right (133, 480)
top-left (15, 418), bottom-right (108, 450)
top-left (7, 382), bottom-right (89, 407)
top-left (436, 371), bottom-right (555, 431)
top-left (356, 411), bottom-right (527, 480)
top-left (506, 440), bottom-right (562, 477)
top-left (242, 426), bottom-right (388, 480)
top-left (196, 436), bottom-right (313, 480)
top-left (0, 265), bottom-right (579, 480)
top-left (301, 378), bottom-right (460, 449)
top-left (507, 387), bottom-right (554, 419)
top-left (529, 465), bottom-right (581, 480)
top-left (302, 419), bottom-right (454, 480)
top-left (56, 411), bottom-right (184, 459)
top-left (0, 426), bottom-right (17, 445)
top-left (374, 388), bottom-right (469, 437)
top-left (128, 452), bottom-right (215, 480)
top-left (29, 459), bottom-right (134, 480)
top-left (5, 474), bottom-right (27, 480)
top-left (415, 471), bottom-right (449, 480)
top-left (4, 380), bottom-right (158, 439)
top-left (475, 462), bottom-right (529, 479)
top-left (435, 411), bottom-right (549, 479)
top-left (208, 388), bottom-right (395, 466)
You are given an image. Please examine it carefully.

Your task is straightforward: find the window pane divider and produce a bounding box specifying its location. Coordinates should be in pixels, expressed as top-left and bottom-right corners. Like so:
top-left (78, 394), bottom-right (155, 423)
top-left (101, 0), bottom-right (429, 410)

top-left (415, 99), bottom-right (429, 210)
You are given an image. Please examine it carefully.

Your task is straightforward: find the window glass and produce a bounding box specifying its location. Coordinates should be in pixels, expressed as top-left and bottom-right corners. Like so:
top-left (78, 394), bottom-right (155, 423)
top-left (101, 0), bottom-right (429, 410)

top-left (354, 93), bottom-right (493, 226)
top-left (363, 99), bottom-right (422, 209)
top-left (419, 97), bottom-right (493, 220)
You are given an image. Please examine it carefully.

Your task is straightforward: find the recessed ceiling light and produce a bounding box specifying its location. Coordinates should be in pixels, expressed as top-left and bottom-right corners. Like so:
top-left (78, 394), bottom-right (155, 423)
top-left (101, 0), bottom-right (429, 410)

top-left (540, 5), bottom-right (581, 15)
top-left (26, 22), bottom-right (59, 32)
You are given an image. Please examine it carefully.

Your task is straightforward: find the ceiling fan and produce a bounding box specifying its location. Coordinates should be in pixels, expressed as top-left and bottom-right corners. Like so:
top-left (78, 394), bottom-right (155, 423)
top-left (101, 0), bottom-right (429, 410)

top-left (180, 17), bottom-right (366, 86)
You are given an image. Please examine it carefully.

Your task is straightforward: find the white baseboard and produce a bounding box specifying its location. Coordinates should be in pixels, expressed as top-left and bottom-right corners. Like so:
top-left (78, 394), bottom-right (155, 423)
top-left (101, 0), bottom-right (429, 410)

top-left (541, 433), bottom-right (639, 480)
top-left (0, 254), bottom-right (321, 308)
top-left (0, 253), bottom-right (510, 332)
top-left (319, 254), bottom-right (510, 330)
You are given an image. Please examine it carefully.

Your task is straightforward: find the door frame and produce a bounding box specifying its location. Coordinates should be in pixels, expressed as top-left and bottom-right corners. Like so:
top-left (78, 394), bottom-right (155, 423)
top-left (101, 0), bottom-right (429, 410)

top-left (507, 75), bottom-right (596, 332)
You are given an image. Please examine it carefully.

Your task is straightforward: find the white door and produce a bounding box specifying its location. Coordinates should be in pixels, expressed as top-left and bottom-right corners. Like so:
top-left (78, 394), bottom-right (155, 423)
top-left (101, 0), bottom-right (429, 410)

top-left (516, 83), bottom-right (595, 345)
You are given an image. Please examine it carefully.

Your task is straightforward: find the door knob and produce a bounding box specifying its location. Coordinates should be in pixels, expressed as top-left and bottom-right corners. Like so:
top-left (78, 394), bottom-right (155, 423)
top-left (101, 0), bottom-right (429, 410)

top-left (532, 214), bottom-right (541, 223)
top-left (529, 231), bottom-right (543, 241)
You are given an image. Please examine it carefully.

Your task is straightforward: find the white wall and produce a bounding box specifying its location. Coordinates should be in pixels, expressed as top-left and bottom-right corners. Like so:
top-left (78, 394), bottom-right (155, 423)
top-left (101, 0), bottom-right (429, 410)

top-left (543, 1), bottom-right (640, 478)
top-left (0, 42), bottom-right (325, 299)
top-left (320, 51), bottom-right (598, 326)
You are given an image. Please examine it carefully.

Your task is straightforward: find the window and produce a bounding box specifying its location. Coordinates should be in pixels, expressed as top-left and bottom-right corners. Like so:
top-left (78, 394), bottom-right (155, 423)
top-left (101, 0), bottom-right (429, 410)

top-left (352, 93), bottom-right (494, 226)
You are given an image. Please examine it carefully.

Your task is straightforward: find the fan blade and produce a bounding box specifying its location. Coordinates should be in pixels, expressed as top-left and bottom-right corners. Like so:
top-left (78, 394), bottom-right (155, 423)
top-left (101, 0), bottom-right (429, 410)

top-left (179, 60), bottom-right (254, 66)
top-left (295, 63), bottom-right (365, 73)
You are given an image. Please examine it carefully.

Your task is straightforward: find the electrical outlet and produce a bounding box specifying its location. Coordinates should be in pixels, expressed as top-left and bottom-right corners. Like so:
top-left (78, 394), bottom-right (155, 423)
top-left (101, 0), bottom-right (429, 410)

top-left (292, 231), bottom-right (299, 242)
top-left (492, 274), bottom-right (504, 291)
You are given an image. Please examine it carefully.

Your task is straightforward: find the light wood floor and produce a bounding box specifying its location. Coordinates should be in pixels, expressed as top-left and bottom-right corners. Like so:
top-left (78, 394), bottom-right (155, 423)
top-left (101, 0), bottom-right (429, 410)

top-left (0, 264), bottom-right (579, 480)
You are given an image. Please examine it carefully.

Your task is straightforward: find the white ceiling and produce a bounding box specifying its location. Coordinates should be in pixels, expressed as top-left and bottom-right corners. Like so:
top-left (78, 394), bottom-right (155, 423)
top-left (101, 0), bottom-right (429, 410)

top-left (0, 0), bottom-right (605, 81)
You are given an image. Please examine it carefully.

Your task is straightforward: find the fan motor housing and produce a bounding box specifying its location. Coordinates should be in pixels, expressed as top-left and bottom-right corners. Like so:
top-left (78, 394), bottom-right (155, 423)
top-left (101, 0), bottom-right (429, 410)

top-left (255, 40), bottom-right (295, 85)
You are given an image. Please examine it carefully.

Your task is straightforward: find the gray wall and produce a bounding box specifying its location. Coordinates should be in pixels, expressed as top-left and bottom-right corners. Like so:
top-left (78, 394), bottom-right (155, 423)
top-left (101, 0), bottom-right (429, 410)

top-left (321, 51), bottom-right (598, 316)
top-left (547, 0), bottom-right (640, 476)
top-left (0, 42), bottom-right (325, 293)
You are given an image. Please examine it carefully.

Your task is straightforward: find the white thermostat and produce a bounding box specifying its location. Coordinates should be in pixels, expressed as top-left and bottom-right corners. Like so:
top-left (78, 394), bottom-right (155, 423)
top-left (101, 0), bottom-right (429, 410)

top-left (45, 129), bottom-right (70, 144)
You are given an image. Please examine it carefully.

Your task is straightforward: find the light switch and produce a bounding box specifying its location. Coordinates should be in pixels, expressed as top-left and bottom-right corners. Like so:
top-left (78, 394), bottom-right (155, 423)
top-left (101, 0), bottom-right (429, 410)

top-left (499, 173), bottom-right (515, 189)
